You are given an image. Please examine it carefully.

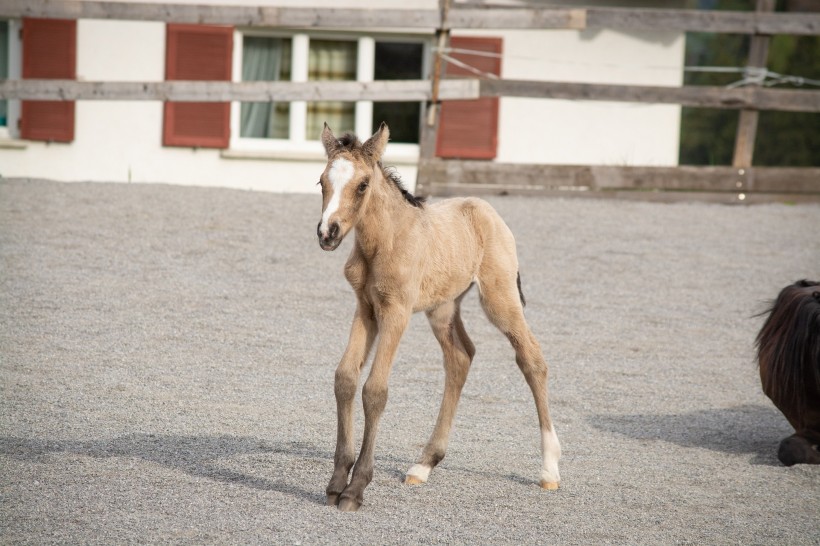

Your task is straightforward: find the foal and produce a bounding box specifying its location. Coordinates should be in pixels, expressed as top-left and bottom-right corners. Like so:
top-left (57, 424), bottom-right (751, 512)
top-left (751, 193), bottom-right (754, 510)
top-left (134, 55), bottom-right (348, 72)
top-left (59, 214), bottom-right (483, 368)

top-left (316, 122), bottom-right (560, 512)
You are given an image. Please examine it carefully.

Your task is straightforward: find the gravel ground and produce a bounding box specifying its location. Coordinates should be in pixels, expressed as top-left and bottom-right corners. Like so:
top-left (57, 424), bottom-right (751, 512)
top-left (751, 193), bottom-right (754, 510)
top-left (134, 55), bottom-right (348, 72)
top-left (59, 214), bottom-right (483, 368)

top-left (1, 178), bottom-right (818, 544)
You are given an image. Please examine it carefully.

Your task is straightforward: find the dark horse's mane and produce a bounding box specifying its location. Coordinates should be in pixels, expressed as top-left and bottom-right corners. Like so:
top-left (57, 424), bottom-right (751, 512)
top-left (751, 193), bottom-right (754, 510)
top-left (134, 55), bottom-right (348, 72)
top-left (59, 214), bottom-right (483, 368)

top-left (755, 279), bottom-right (820, 428)
top-left (337, 132), bottom-right (426, 209)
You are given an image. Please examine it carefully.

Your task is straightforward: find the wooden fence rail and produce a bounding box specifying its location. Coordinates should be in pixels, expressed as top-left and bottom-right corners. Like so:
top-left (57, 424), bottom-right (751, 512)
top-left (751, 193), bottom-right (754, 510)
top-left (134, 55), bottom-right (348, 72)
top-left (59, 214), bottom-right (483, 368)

top-left (479, 80), bottom-right (820, 113)
top-left (0, 79), bottom-right (480, 102)
top-left (2, 0), bottom-right (820, 34)
top-left (3, 79), bottom-right (819, 114)
top-left (419, 160), bottom-right (820, 202)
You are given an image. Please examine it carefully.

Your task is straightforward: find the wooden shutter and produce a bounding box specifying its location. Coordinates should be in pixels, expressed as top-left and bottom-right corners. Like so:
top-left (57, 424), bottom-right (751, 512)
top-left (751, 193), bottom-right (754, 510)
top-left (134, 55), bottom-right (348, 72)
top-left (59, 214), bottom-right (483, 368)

top-left (21, 18), bottom-right (76, 142)
top-left (163, 24), bottom-right (233, 148)
top-left (436, 36), bottom-right (502, 160)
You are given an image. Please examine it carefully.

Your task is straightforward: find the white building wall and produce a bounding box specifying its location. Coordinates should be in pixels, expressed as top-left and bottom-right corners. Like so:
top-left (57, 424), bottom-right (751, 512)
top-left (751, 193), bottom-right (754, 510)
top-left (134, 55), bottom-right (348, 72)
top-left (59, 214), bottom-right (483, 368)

top-left (0, 6), bottom-right (685, 193)
top-left (456, 28), bottom-right (685, 166)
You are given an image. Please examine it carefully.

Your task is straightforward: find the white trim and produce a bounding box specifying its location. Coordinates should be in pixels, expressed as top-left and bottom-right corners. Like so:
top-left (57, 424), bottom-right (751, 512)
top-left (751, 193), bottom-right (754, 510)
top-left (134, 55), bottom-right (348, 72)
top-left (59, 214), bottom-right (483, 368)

top-left (229, 28), bottom-right (243, 148)
top-left (220, 141), bottom-right (420, 165)
top-left (289, 33), bottom-right (309, 143)
top-left (355, 36), bottom-right (374, 139)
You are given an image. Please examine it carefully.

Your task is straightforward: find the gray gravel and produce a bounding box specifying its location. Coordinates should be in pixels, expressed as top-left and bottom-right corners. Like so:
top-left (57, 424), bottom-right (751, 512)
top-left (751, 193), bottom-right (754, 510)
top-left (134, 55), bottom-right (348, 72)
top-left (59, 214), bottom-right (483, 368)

top-left (1, 178), bottom-right (818, 544)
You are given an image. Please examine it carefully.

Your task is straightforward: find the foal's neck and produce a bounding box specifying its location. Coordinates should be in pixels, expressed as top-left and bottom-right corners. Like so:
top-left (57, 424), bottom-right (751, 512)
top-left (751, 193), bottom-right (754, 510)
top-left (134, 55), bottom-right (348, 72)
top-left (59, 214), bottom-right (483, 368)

top-left (354, 167), bottom-right (419, 262)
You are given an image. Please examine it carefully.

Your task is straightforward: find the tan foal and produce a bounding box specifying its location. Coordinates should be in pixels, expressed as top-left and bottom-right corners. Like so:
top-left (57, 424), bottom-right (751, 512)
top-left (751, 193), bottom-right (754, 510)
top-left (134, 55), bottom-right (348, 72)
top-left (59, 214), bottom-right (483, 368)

top-left (316, 122), bottom-right (560, 512)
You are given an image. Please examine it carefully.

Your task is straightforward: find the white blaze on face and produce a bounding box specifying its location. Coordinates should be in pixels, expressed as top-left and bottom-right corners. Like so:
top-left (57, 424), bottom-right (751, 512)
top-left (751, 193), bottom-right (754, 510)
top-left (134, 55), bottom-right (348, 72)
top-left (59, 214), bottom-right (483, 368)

top-left (320, 158), bottom-right (355, 235)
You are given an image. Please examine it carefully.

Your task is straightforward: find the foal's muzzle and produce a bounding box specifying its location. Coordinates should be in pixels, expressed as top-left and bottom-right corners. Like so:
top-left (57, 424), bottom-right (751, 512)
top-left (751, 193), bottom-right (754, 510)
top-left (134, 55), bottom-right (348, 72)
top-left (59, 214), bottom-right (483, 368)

top-left (318, 221), bottom-right (341, 251)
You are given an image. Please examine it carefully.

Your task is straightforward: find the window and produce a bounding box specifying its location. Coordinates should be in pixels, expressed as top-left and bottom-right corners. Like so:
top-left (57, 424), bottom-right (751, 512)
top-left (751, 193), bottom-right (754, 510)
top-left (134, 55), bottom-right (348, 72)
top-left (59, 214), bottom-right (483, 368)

top-left (240, 36), bottom-right (291, 139)
top-left (1, 20), bottom-right (22, 139)
top-left (231, 31), bottom-right (429, 158)
top-left (374, 41), bottom-right (424, 143)
top-left (0, 21), bottom-right (8, 129)
top-left (307, 39), bottom-right (357, 140)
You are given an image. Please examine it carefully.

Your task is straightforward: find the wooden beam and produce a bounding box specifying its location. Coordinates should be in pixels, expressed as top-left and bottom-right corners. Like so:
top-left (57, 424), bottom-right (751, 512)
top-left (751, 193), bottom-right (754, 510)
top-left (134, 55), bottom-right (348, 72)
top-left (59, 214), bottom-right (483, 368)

top-left (2, 1), bottom-right (820, 34)
top-left (480, 80), bottom-right (820, 112)
top-left (585, 6), bottom-right (820, 35)
top-left (446, 7), bottom-right (587, 30)
top-left (0, 79), bottom-right (480, 102)
top-left (0, 1), bottom-right (441, 28)
top-left (4, 78), bottom-right (818, 113)
top-left (419, 160), bottom-right (820, 195)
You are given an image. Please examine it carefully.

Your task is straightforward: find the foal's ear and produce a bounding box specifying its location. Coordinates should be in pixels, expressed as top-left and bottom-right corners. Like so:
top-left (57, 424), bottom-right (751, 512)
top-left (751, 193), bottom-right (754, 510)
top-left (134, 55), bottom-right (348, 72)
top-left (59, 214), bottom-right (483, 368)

top-left (321, 122), bottom-right (339, 157)
top-left (363, 122), bottom-right (390, 161)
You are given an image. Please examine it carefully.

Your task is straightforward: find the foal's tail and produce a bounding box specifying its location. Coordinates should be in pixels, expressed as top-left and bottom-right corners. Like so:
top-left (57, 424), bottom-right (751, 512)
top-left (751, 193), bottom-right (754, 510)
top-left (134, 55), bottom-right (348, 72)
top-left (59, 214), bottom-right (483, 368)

top-left (517, 272), bottom-right (526, 308)
top-left (755, 280), bottom-right (820, 429)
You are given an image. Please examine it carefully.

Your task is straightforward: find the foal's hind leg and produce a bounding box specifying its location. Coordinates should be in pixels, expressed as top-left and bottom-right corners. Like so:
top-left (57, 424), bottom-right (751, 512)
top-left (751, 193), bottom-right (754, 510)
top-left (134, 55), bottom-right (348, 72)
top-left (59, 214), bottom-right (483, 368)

top-left (479, 272), bottom-right (561, 489)
top-left (406, 299), bottom-right (475, 485)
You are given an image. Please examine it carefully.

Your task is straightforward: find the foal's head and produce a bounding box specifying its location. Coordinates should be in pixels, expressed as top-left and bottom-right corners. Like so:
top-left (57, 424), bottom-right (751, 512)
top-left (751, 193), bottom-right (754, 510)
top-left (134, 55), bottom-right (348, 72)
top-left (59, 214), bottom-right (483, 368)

top-left (316, 122), bottom-right (390, 251)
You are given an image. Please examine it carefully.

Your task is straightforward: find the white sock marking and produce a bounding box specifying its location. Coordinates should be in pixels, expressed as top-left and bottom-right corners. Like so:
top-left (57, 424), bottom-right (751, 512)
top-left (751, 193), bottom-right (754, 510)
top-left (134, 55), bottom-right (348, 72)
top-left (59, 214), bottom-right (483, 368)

top-left (406, 464), bottom-right (431, 482)
top-left (320, 158), bottom-right (354, 234)
top-left (540, 426), bottom-right (561, 484)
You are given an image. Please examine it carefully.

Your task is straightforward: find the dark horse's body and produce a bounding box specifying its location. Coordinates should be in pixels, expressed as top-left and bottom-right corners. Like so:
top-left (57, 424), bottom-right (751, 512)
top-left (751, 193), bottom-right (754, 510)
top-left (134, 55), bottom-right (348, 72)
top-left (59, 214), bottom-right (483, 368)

top-left (756, 280), bottom-right (820, 465)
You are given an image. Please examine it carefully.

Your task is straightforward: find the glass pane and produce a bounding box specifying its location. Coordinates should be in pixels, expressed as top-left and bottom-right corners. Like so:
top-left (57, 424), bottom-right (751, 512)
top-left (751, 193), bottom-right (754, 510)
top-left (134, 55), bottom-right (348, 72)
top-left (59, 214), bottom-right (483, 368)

top-left (240, 36), bottom-right (291, 139)
top-left (307, 39), bottom-right (357, 140)
top-left (0, 21), bottom-right (8, 127)
top-left (373, 41), bottom-right (424, 143)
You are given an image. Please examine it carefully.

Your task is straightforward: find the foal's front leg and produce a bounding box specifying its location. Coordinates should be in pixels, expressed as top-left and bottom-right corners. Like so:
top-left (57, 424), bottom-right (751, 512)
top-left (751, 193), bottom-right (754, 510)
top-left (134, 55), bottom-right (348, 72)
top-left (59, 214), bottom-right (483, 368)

top-left (326, 303), bottom-right (377, 506)
top-left (337, 305), bottom-right (411, 512)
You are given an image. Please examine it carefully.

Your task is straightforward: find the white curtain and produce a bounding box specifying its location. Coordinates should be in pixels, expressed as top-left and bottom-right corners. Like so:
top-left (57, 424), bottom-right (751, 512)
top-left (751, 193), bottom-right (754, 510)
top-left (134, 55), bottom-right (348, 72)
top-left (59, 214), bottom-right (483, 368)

top-left (240, 37), bottom-right (290, 139)
top-left (306, 40), bottom-right (357, 140)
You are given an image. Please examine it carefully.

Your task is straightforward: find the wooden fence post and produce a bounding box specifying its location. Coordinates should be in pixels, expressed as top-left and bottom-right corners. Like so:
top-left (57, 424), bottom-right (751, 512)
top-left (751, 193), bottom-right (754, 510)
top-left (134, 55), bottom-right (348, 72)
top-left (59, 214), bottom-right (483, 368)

top-left (417, 0), bottom-right (451, 196)
top-left (732, 0), bottom-right (775, 168)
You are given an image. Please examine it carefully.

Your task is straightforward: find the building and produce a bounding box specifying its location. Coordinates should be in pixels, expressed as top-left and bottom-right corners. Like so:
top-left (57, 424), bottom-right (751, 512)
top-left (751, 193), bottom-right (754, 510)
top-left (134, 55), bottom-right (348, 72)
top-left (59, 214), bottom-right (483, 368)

top-left (0, 0), bottom-right (688, 193)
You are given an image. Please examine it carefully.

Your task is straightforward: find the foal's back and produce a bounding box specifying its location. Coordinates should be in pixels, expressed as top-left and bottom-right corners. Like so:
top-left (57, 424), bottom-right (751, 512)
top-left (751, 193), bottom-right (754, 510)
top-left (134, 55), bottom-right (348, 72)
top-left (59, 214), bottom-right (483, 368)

top-left (412, 197), bottom-right (520, 311)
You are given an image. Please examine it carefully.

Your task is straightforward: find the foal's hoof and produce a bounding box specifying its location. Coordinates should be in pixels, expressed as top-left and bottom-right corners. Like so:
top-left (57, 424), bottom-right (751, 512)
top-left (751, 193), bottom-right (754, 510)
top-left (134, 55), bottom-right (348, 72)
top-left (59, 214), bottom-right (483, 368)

top-left (337, 496), bottom-right (361, 512)
top-left (326, 493), bottom-right (339, 506)
top-left (540, 480), bottom-right (560, 490)
top-left (404, 464), bottom-right (431, 485)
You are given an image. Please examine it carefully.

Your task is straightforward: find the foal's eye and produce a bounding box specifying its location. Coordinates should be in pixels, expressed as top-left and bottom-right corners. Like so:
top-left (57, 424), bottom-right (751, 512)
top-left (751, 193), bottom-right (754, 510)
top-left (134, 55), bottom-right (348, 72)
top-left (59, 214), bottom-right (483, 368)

top-left (357, 180), bottom-right (369, 194)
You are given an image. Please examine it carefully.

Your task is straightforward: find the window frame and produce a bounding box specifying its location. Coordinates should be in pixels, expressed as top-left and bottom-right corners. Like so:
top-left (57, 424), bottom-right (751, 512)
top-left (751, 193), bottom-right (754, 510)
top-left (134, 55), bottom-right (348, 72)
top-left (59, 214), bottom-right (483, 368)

top-left (0, 19), bottom-right (22, 140)
top-left (229, 29), bottom-right (432, 162)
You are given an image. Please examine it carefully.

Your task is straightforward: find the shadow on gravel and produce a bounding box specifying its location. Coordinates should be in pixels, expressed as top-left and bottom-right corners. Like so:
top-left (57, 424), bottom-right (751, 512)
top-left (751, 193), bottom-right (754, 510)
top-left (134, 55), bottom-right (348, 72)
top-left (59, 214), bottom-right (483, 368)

top-left (592, 404), bottom-right (789, 466)
top-left (0, 434), bottom-right (329, 504)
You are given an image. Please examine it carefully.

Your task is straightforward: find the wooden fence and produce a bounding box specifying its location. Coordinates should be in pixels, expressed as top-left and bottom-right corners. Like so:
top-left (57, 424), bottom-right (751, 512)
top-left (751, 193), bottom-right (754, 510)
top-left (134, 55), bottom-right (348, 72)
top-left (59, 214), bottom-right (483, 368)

top-left (1, 0), bottom-right (819, 202)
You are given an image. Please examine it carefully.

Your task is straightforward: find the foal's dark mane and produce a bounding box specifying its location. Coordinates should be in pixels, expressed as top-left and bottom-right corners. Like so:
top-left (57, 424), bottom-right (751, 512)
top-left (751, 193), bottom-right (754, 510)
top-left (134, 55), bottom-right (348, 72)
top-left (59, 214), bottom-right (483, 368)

top-left (379, 163), bottom-right (426, 208)
top-left (337, 132), bottom-right (425, 209)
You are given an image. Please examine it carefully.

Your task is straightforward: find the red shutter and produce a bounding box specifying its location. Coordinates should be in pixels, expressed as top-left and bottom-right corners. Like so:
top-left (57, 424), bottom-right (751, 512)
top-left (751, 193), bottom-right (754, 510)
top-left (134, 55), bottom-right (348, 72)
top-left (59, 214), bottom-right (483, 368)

top-left (163, 24), bottom-right (233, 148)
top-left (436, 36), bottom-right (502, 160)
top-left (21, 18), bottom-right (76, 142)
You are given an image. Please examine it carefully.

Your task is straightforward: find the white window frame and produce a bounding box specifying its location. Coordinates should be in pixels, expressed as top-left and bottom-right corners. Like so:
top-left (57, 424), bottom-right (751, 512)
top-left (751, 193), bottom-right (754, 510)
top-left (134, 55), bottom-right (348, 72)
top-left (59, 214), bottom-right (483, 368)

top-left (229, 29), bottom-right (431, 163)
top-left (0, 19), bottom-right (22, 140)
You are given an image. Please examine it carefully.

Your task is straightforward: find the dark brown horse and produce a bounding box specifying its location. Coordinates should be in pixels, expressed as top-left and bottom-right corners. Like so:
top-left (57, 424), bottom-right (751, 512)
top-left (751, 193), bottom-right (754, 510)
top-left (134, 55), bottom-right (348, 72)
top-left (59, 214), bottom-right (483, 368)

top-left (756, 280), bottom-right (820, 466)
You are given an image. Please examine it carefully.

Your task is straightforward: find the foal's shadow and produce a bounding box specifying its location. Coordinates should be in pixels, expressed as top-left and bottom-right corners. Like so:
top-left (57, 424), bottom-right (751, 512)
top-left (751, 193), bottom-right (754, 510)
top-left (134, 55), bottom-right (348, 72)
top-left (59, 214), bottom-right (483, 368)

top-left (591, 404), bottom-right (790, 466)
top-left (0, 433), bottom-right (331, 504)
